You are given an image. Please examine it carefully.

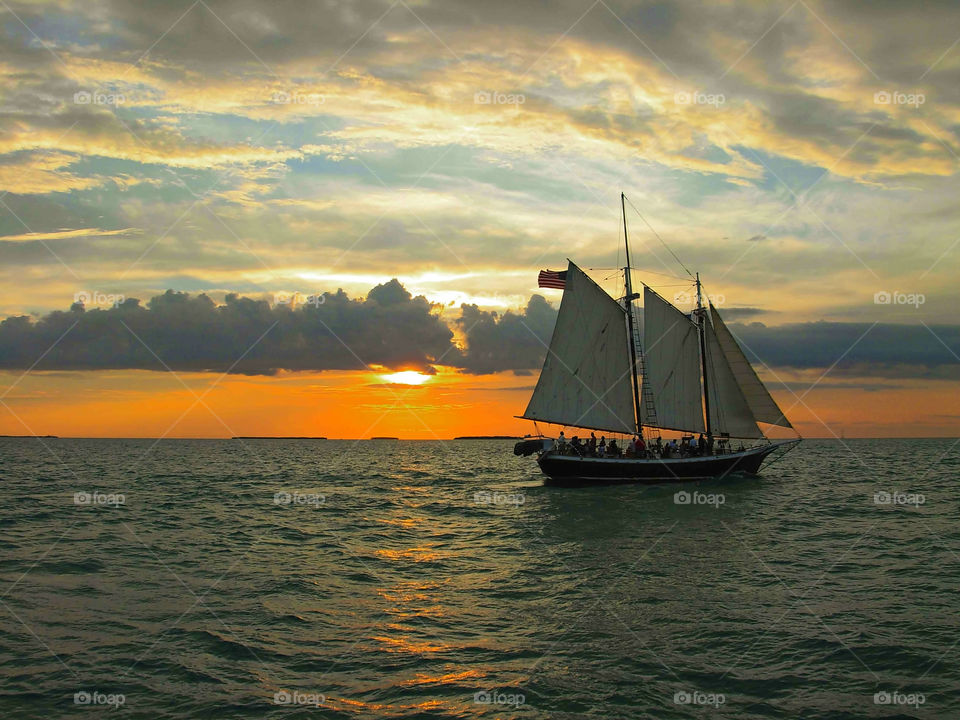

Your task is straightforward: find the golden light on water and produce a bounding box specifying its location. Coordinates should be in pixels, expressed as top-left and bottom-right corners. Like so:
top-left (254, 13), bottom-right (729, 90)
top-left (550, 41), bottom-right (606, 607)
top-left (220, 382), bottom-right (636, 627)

top-left (380, 371), bottom-right (431, 385)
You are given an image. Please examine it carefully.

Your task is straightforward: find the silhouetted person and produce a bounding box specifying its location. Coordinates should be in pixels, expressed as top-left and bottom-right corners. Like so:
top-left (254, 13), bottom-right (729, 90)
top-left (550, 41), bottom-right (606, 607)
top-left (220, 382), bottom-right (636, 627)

top-left (570, 436), bottom-right (583, 456)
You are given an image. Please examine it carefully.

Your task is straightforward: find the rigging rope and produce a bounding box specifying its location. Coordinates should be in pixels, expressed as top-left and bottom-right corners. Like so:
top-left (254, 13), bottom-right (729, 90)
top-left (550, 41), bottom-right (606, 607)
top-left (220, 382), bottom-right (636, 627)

top-left (623, 195), bottom-right (694, 278)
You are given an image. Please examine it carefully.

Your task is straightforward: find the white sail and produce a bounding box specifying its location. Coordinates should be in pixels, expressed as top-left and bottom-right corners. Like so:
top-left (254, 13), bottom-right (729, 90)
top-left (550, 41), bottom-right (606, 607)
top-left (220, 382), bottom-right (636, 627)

top-left (709, 305), bottom-right (792, 428)
top-left (641, 287), bottom-right (705, 433)
top-left (522, 262), bottom-right (636, 434)
top-left (704, 320), bottom-right (763, 438)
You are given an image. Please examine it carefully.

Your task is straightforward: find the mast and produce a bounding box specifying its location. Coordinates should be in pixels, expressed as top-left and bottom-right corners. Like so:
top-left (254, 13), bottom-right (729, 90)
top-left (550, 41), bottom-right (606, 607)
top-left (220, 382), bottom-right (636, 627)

top-left (696, 273), bottom-right (712, 438)
top-left (621, 192), bottom-right (643, 434)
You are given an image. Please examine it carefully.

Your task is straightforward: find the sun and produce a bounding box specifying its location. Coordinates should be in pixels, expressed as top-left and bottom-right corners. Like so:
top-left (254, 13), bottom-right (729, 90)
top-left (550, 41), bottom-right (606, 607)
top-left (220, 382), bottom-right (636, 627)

top-left (380, 371), bottom-right (431, 385)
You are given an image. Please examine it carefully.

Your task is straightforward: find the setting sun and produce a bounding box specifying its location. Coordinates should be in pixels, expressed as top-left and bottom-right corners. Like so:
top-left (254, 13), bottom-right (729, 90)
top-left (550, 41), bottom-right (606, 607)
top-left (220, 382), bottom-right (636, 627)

top-left (380, 371), bottom-right (432, 385)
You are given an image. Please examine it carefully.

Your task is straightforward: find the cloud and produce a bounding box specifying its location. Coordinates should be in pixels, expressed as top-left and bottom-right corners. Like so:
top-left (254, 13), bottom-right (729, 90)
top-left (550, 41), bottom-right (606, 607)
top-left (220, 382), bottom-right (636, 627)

top-left (1, 283), bottom-right (958, 382)
top-left (730, 320), bottom-right (960, 379)
top-left (0, 227), bottom-right (139, 243)
top-left (714, 307), bottom-right (774, 320)
top-left (0, 281), bottom-right (457, 375)
top-left (455, 294), bottom-right (557, 374)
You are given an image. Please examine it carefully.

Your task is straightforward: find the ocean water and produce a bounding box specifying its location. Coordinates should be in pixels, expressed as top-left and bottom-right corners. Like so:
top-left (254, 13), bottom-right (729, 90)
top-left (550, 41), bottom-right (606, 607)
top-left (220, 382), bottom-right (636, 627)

top-left (0, 437), bottom-right (958, 719)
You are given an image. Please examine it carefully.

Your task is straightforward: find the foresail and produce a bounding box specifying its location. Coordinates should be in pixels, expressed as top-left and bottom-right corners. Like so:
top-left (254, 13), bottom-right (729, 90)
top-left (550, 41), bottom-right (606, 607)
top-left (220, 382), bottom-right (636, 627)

top-left (642, 287), bottom-right (706, 434)
top-left (522, 262), bottom-right (636, 434)
top-left (709, 304), bottom-right (793, 428)
top-left (704, 320), bottom-right (763, 438)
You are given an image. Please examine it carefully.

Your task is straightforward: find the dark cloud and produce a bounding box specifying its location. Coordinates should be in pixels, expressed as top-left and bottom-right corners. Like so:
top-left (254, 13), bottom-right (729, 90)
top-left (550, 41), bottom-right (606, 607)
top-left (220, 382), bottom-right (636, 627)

top-left (730, 321), bottom-right (960, 379)
top-left (456, 294), bottom-right (557, 375)
top-left (716, 307), bottom-right (774, 320)
top-left (2, 287), bottom-right (958, 380)
top-left (0, 281), bottom-right (456, 375)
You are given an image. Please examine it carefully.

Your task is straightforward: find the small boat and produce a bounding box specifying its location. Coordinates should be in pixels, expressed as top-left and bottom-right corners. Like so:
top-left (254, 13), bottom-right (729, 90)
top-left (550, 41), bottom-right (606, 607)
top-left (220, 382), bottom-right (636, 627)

top-left (517, 194), bottom-right (799, 485)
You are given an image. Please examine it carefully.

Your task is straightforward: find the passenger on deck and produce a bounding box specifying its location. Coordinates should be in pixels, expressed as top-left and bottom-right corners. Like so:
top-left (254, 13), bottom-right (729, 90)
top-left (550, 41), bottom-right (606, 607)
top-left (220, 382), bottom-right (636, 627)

top-left (608, 439), bottom-right (620, 457)
top-left (555, 431), bottom-right (566, 453)
top-left (698, 433), bottom-right (707, 455)
top-left (598, 437), bottom-right (607, 457)
top-left (636, 436), bottom-right (646, 457)
top-left (625, 438), bottom-right (636, 457)
top-left (587, 433), bottom-right (597, 457)
top-left (570, 436), bottom-right (584, 456)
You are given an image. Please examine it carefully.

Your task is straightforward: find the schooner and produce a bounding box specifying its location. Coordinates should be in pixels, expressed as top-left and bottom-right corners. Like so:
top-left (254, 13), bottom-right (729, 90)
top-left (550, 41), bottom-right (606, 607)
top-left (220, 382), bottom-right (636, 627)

top-left (515, 194), bottom-right (799, 483)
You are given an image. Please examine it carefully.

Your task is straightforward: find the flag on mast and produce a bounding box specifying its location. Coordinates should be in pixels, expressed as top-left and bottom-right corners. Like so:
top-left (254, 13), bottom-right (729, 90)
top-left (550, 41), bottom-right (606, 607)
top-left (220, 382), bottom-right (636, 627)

top-left (538, 270), bottom-right (567, 289)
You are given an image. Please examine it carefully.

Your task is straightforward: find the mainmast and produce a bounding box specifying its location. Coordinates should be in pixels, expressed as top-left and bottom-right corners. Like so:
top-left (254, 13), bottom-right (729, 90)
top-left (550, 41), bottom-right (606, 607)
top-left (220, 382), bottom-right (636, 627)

top-left (621, 192), bottom-right (643, 434)
top-left (696, 273), bottom-right (712, 438)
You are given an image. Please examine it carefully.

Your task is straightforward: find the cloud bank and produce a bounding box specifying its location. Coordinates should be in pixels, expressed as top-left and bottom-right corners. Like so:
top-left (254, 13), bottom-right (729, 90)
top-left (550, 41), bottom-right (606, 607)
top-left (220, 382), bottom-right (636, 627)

top-left (2, 284), bottom-right (957, 380)
top-left (0, 281), bottom-right (455, 375)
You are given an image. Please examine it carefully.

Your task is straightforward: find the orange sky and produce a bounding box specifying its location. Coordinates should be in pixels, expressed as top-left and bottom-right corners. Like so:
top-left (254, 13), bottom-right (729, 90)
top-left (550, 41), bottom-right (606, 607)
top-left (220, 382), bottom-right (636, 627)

top-left (1, 368), bottom-right (956, 439)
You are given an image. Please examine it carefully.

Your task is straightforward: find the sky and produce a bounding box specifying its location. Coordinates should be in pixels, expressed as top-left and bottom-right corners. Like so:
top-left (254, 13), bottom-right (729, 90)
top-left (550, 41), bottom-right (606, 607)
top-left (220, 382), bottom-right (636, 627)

top-left (1, 0), bottom-right (959, 438)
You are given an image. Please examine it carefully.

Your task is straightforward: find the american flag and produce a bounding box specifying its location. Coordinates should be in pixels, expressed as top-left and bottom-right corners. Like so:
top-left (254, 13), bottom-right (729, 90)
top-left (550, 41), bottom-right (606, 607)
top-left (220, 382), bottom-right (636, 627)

top-left (537, 269), bottom-right (567, 289)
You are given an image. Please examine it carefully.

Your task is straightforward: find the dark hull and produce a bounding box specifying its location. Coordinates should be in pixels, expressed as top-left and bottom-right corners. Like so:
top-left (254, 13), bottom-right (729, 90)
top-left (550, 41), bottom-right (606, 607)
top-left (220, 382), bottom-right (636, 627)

top-left (537, 441), bottom-right (794, 485)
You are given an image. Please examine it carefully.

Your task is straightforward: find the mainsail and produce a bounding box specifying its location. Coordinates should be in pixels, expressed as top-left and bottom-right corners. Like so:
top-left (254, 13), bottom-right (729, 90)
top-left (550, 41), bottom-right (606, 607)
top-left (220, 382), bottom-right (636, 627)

top-left (709, 305), bottom-right (792, 428)
top-left (522, 262), bottom-right (637, 434)
top-left (703, 319), bottom-right (763, 438)
top-left (641, 286), bottom-right (706, 434)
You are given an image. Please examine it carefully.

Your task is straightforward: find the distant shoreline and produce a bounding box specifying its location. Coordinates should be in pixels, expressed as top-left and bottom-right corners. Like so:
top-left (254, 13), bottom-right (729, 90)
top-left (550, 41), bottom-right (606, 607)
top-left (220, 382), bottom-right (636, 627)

top-left (1, 436), bottom-right (957, 441)
top-left (231, 436), bottom-right (327, 440)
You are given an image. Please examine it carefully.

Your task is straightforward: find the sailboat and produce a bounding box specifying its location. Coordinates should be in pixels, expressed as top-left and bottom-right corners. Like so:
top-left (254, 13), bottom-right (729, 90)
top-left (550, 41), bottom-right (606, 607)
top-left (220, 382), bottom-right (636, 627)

top-left (515, 194), bottom-right (799, 484)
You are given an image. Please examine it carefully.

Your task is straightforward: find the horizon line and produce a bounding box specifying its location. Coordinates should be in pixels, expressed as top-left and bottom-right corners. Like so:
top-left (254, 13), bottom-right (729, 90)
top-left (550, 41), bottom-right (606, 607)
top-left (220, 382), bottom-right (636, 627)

top-left (2, 435), bottom-right (958, 441)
